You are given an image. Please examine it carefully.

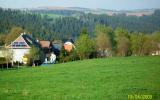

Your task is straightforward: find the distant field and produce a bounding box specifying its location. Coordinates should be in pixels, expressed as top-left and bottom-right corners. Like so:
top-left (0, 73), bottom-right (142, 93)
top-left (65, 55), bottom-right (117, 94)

top-left (41, 13), bottom-right (63, 19)
top-left (0, 56), bottom-right (160, 100)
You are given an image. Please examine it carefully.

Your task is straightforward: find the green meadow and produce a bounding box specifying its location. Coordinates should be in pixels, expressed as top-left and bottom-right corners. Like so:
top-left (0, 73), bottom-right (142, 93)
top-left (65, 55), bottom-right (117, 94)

top-left (41, 13), bottom-right (63, 19)
top-left (0, 56), bottom-right (160, 100)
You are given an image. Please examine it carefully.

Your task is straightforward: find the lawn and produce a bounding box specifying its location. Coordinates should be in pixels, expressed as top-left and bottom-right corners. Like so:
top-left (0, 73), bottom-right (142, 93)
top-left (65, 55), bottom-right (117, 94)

top-left (0, 56), bottom-right (160, 100)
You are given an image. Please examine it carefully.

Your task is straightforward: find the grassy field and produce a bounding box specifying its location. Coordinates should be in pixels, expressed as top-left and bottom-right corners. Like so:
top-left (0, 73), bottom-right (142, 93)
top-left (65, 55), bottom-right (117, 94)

top-left (41, 13), bottom-right (63, 19)
top-left (0, 56), bottom-right (160, 100)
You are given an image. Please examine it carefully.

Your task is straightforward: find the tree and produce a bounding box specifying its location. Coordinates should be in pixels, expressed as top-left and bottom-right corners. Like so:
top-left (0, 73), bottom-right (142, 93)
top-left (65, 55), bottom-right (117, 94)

top-left (95, 24), bottom-right (113, 57)
top-left (150, 31), bottom-right (160, 55)
top-left (2, 48), bottom-right (13, 69)
top-left (115, 27), bottom-right (130, 56)
top-left (131, 33), bottom-right (152, 56)
top-left (152, 31), bottom-right (160, 49)
top-left (5, 27), bottom-right (24, 45)
top-left (59, 47), bottom-right (78, 63)
top-left (75, 28), bottom-right (95, 60)
top-left (59, 46), bottom-right (67, 63)
top-left (0, 34), bottom-right (6, 45)
top-left (130, 33), bottom-right (141, 55)
top-left (27, 46), bottom-right (44, 66)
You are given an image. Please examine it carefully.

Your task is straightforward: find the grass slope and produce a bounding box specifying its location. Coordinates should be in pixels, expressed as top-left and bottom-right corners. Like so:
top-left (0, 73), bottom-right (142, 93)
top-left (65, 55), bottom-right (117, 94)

top-left (0, 56), bottom-right (160, 100)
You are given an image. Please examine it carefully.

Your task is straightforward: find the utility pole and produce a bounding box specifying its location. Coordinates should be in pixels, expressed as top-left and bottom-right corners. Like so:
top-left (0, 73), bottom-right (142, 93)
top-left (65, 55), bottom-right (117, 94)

top-left (11, 42), bottom-right (14, 67)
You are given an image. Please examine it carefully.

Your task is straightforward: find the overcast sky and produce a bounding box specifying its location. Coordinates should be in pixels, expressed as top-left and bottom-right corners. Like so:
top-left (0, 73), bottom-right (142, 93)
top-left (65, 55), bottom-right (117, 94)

top-left (0, 0), bottom-right (160, 10)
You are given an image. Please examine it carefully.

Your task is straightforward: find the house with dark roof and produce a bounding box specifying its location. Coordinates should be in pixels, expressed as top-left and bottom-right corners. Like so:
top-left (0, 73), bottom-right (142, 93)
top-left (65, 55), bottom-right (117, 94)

top-left (6, 33), bottom-right (39, 64)
top-left (4, 33), bottom-right (59, 65)
top-left (39, 41), bottom-right (53, 61)
top-left (39, 41), bottom-right (52, 51)
top-left (52, 40), bottom-right (62, 56)
top-left (39, 40), bottom-right (57, 63)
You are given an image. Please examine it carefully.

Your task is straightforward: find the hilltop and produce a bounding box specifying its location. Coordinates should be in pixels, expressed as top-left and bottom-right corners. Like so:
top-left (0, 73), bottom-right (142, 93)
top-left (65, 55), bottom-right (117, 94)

top-left (32, 6), bottom-right (156, 16)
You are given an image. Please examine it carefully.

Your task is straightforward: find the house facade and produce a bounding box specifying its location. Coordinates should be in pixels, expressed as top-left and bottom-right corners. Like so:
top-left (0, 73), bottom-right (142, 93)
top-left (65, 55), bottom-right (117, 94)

top-left (39, 40), bottom-right (57, 63)
top-left (7, 33), bottom-right (39, 64)
top-left (64, 41), bottom-right (75, 52)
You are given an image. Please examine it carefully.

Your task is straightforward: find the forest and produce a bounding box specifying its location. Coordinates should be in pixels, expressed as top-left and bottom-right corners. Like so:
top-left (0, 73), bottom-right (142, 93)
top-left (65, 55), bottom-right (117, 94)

top-left (0, 8), bottom-right (160, 43)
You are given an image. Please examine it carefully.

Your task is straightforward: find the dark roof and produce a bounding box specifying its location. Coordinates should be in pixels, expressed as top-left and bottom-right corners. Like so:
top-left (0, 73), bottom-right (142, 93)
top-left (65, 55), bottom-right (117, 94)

top-left (22, 34), bottom-right (40, 47)
top-left (7, 33), bottom-right (40, 49)
top-left (66, 38), bottom-right (74, 44)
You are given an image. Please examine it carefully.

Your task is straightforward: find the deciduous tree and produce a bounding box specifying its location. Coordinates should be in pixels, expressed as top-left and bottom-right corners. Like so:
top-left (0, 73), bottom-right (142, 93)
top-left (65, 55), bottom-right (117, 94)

top-left (95, 24), bottom-right (113, 57)
top-left (76, 28), bottom-right (95, 60)
top-left (5, 27), bottom-right (24, 45)
top-left (27, 46), bottom-right (44, 66)
top-left (115, 27), bottom-right (130, 56)
top-left (131, 33), bottom-right (152, 56)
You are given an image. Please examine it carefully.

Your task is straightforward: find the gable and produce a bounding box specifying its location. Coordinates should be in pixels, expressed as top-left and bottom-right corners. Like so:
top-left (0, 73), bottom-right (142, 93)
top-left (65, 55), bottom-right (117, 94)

top-left (7, 34), bottom-right (31, 49)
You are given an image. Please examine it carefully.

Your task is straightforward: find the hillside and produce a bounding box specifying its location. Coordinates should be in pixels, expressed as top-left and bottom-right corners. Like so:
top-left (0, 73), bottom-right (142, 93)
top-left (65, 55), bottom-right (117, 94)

top-left (0, 56), bottom-right (160, 99)
top-left (0, 8), bottom-right (160, 41)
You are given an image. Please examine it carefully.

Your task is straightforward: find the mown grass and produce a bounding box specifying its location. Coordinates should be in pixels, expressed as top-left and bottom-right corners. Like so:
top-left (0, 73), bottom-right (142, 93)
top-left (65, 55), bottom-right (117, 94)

top-left (0, 56), bottom-right (160, 100)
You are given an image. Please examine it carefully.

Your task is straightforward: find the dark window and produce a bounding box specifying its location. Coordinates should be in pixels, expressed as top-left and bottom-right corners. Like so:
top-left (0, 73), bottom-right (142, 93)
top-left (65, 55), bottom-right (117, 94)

top-left (12, 42), bottom-right (27, 47)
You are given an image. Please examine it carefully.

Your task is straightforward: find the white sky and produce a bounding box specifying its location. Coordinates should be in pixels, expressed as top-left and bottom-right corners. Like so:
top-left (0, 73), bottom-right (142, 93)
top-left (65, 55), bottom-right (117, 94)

top-left (0, 0), bottom-right (160, 10)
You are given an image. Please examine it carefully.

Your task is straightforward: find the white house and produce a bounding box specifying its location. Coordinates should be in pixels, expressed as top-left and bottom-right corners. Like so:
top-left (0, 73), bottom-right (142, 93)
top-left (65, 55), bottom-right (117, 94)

top-left (6, 33), bottom-right (39, 64)
top-left (151, 50), bottom-right (160, 56)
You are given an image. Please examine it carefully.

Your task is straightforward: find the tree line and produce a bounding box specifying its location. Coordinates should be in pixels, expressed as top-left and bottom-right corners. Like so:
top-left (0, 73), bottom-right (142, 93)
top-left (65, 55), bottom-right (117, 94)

top-left (59, 24), bottom-right (160, 62)
top-left (0, 25), bottom-right (160, 65)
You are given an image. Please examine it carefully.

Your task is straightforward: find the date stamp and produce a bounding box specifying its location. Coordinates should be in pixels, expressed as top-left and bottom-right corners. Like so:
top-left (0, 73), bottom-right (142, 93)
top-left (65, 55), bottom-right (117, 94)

top-left (128, 94), bottom-right (152, 99)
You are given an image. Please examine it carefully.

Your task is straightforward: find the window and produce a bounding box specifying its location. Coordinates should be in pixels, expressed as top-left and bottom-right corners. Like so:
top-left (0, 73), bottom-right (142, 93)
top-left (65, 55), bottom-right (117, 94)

top-left (12, 41), bottom-right (27, 47)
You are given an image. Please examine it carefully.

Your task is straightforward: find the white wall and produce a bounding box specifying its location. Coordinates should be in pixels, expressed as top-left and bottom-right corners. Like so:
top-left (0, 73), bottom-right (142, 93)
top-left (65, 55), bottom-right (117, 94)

top-left (152, 50), bottom-right (160, 56)
top-left (11, 49), bottom-right (30, 63)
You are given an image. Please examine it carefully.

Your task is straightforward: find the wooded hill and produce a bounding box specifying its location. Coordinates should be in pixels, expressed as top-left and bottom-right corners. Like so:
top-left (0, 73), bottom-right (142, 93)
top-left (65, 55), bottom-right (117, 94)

top-left (0, 8), bottom-right (160, 41)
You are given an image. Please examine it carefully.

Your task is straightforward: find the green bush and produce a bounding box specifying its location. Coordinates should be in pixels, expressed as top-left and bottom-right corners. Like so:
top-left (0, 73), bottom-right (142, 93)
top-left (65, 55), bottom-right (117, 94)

top-left (0, 57), bottom-right (6, 64)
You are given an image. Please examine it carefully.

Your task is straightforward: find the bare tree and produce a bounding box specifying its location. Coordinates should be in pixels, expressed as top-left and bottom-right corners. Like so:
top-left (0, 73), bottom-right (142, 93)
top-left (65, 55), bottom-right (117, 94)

top-left (2, 47), bottom-right (12, 69)
top-left (115, 27), bottom-right (130, 56)
top-left (95, 24), bottom-right (113, 57)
